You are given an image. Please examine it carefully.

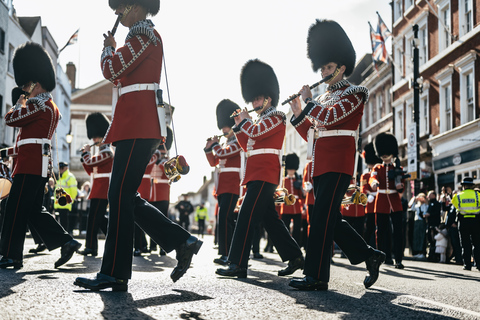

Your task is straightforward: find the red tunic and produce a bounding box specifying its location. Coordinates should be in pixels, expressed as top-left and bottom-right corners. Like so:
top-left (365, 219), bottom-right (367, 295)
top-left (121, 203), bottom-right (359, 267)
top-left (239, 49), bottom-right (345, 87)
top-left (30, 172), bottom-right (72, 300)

top-left (204, 138), bottom-right (242, 196)
top-left (291, 80), bottom-right (368, 178)
top-left (101, 20), bottom-right (163, 144)
top-left (234, 107), bottom-right (285, 186)
top-left (138, 151), bottom-right (158, 199)
top-left (341, 203), bottom-right (365, 217)
top-left (149, 155), bottom-right (170, 202)
top-left (280, 176), bottom-right (304, 215)
top-left (369, 163), bottom-right (404, 214)
top-left (302, 161), bottom-right (314, 206)
top-left (360, 171), bottom-right (376, 214)
top-left (81, 145), bottom-right (113, 199)
top-left (4, 93), bottom-right (60, 177)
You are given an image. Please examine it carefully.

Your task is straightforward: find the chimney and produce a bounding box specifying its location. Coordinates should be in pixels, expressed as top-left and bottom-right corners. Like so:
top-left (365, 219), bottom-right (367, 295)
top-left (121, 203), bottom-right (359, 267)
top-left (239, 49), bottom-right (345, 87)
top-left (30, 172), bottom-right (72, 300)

top-left (66, 62), bottom-right (76, 90)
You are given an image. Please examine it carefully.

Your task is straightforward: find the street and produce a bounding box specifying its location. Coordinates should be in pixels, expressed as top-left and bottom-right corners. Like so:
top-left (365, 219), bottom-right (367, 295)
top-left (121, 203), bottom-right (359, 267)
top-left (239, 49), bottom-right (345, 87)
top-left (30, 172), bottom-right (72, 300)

top-left (1, 235), bottom-right (479, 320)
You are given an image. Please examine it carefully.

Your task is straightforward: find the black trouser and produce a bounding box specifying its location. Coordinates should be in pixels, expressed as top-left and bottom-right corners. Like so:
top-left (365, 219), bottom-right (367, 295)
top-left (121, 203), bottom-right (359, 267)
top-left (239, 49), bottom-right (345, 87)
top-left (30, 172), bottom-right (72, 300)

top-left (363, 212), bottom-right (376, 247)
top-left (281, 213), bottom-right (302, 245)
top-left (217, 193), bottom-right (238, 256)
top-left (228, 181), bottom-right (302, 268)
top-left (305, 172), bottom-right (373, 282)
top-left (447, 226), bottom-right (463, 264)
top-left (150, 201), bottom-right (169, 249)
top-left (376, 211), bottom-right (404, 263)
top-left (84, 198), bottom-right (108, 252)
top-left (100, 139), bottom-right (190, 280)
top-left (343, 216), bottom-right (365, 239)
top-left (0, 174), bottom-right (72, 261)
top-left (57, 208), bottom-right (76, 235)
top-left (458, 216), bottom-right (480, 268)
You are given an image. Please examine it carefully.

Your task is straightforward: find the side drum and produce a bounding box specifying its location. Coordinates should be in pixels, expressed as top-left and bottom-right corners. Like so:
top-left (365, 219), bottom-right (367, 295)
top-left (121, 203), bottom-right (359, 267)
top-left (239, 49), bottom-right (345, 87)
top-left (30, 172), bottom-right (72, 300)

top-left (0, 163), bottom-right (12, 200)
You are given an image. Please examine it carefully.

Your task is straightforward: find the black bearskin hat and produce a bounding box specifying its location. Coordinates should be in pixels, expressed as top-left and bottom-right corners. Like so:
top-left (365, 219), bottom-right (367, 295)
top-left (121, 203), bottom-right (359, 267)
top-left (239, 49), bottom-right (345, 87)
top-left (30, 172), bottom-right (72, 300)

top-left (216, 99), bottom-right (239, 130)
top-left (159, 126), bottom-right (173, 151)
top-left (86, 113), bottom-right (110, 139)
top-left (307, 19), bottom-right (356, 76)
top-left (13, 42), bottom-right (56, 92)
top-left (109, 0), bottom-right (160, 15)
top-left (11, 87), bottom-right (26, 105)
top-left (240, 59), bottom-right (280, 107)
top-left (362, 142), bottom-right (382, 166)
top-left (285, 153), bottom-right (300, 170)
top-left (374, 132), bottom-right (398, 157)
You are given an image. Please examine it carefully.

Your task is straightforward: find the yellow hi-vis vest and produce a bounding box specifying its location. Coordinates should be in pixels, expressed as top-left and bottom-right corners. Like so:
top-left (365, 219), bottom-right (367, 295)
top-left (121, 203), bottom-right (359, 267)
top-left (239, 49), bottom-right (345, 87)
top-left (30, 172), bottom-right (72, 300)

top-left (54, 169), bottom-right (78, 211)
top-left (452, 189), bottom-right (480, 218)
top-left (195, 207), bottom-right (209, 221)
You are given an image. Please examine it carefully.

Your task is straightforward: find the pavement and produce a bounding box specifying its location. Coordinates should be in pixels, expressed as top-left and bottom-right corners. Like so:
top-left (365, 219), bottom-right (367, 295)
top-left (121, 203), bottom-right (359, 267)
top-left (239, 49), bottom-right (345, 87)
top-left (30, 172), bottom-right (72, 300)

top-left (1, 234), bottom-right (480, 320)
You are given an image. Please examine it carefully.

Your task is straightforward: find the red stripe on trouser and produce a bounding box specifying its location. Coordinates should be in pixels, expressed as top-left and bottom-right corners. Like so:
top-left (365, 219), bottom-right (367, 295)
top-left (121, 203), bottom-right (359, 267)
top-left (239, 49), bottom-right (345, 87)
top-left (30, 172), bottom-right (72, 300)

top-left (224, 195), bottom-right (234, 255)
top-left (317, 175), bottom-right (341, 280)
top-left (88, 200), bottom-right (101, 248)
top-left (111, 140), bottom-right (136, 275)
top-left (6, 175), bottom-right (26, 257)
top-left (238, 182), bottom-right (264, 266)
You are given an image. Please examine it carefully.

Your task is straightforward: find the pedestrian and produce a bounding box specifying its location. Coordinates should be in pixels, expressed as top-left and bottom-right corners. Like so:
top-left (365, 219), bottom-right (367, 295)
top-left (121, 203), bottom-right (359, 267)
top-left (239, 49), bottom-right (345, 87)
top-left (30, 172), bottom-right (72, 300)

top-left (74, 0), bottom-right (202, 291)
top-left (451, 178), bottom-right (480, 271)
top-left (287, 20), bottom-right (385, 291)
top-left (216, 59), bottom-right (304, 279)
top-left (77, 113), bottom-right (112, 257)
top-left (0, 42), bottom-right (81, 269)
top-left (176, 196), bottom-right (194, 231)
top-left (204, 99), bottom-right (242, 265)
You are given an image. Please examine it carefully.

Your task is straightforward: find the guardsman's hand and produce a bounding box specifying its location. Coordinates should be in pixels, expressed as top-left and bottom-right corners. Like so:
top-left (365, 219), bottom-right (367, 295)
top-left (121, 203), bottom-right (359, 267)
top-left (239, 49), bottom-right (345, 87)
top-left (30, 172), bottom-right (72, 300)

top-left (103, 31), bottom-right (116, 49)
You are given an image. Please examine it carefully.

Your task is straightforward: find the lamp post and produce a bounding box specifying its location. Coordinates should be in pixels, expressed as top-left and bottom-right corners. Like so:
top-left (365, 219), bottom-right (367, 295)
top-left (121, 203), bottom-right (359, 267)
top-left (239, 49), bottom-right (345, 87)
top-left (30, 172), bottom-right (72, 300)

top-left (412, 24), bottom-right (421, 194)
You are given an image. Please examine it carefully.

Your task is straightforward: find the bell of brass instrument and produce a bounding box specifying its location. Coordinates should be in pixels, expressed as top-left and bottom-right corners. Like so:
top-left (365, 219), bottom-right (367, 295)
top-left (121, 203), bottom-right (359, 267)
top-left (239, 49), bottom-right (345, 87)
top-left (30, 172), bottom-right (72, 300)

top-left (274, 188), bottom-right (296, 206)
top-left (55, 187), bottom-right (69, 206)
top-left (342, 184), bottom-right (368, 206)
top-left (164, 155), bottom-right (190, 185)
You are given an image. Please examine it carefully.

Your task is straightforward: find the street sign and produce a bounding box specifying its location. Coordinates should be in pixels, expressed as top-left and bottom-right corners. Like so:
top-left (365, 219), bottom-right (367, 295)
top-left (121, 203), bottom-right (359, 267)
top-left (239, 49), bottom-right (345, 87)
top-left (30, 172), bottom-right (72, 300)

top-left (407, 123), bottom-right (417, 177)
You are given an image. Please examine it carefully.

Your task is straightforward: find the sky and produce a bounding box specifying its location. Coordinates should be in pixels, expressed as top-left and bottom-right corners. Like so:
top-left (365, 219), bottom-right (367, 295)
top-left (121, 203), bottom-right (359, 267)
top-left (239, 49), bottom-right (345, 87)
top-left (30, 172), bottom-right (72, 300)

top-left (13, 0), bottom-right (392, 201)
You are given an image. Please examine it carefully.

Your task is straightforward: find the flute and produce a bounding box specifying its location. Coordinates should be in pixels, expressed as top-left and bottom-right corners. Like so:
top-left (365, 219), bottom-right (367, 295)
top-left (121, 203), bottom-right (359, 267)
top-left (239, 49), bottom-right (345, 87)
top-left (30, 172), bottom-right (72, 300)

top-left (281, 68), bottom-right (339, 105)
top-left (111, 13), bottom-right (123, 36)
top-left (78, 142), bottom-right (99, 152)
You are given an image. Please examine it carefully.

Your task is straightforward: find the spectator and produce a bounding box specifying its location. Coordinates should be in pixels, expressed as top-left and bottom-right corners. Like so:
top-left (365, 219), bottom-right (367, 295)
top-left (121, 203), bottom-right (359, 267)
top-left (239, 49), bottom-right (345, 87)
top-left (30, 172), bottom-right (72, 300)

top-left (425, 190), bottom-right (442, 262)
top-left (445, 193), bottom-right (463, 265)
top-left (43, 177), bottom-right (55, 214)
top-left (176, 196), bottom-right (194, 231)
top-left (434, 223), bottom-right (448, 263)
top-left (195, 203), bottom-right (208, 238)
top-left (412, 193), bottom-right (428, 259)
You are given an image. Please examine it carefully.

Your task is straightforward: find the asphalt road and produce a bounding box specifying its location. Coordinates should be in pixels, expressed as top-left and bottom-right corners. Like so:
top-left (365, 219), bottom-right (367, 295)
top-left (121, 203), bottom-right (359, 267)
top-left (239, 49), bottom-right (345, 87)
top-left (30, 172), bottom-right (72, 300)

top-left (1, 235), bottom-right (479, 320)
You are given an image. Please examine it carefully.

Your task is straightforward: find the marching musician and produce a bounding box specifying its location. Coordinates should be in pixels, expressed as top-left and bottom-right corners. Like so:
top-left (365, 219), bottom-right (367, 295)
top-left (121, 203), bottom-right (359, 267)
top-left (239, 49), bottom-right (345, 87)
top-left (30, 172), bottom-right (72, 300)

top-left (288, 20), bottom-right (385, 291)
top-left (280, 153), bottom-right (304, 245)
top-left (216, 59), bottom-right (304, 279)
top-left (78, 113), bottom-right (112, 257)
top-left (204, 99), bottom-right (242, 266)
top-left (148, 126), bottom-right (174, 255)
top-left (370, 132), bottom-right (406, 269)
top-left (74, 0), bottom-right (201, 292)
top-left (0, 42), bottom-right (81, 270)
top-left (361, 142), bottom-right (382, 247)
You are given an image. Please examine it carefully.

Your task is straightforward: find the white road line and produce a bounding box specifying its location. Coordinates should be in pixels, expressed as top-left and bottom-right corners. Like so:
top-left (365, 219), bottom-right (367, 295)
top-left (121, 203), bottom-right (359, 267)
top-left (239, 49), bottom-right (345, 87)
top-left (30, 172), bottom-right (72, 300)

top-left (369, 285), bottom-right (480, 318)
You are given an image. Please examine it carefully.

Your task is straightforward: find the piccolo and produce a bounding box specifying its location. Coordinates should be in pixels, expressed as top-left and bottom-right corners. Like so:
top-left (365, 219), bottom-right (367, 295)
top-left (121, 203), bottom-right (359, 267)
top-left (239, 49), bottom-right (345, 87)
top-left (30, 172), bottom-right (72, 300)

top-left (78, 142), bottom-right (99, 152)
top-left (111, 13), bottom-right (123, 36)
top-left (229, 106), bottom-right (263, 119)
top-left (280, 68), bottom-right (340, 105)
top-left (206, 133), bottom-right (227, 141)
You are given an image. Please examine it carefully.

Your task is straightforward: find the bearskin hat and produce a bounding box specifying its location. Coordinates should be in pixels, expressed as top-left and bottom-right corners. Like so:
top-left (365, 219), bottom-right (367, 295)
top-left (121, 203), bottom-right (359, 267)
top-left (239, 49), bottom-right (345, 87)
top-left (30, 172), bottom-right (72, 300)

top-left (86, 113), bottom-right (110, 139)
top-left (307, 19), bottom-right (356, 76)
top-left (13, 42), bottom-right (56, 92)
top-left (363, 142), bottom-right (382, 165)
top-left (11, 87), bottom-right (26, 105)
top-left (374, 132), bottom-right (398, 157)
top-left (240, 59), bottom-right (280, 107)
top-left (109, 0), bottom-right (160, 15)
top-left (285, 153), bottom-right (300, 170)
top-left (216, 99), bottom-right (238, 130)
top-left (159, 126), bottom-right (173, 151)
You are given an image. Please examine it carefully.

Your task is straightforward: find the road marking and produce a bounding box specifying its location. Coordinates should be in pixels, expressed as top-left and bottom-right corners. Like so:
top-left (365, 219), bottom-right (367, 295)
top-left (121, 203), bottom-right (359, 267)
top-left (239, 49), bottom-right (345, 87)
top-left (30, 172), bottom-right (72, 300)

top-left (370, 285), bottom-right (480, 318)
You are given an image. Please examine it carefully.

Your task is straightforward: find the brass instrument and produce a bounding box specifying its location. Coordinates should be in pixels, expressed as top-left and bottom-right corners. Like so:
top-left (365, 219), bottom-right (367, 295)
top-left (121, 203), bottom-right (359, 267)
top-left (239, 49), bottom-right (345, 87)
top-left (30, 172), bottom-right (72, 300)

top-left (274, 187), bottom-right (296, 205)
top-left (281, 68), bottom-right (341, 105)
top-left (342, 184), bottom-right (368, 206)
top-left (55, 187), bottom-right (70, 206)
top-left (164, 155), bottom-right (190, 185)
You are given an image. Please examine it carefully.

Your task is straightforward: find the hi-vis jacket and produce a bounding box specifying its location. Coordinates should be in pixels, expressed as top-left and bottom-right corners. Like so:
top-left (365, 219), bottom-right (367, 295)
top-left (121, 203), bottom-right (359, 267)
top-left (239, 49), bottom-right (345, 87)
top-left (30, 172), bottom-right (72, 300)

top-left (452, 189), bottom-right (480, 216)
top-left (54, 169), bottom-right (78, 211)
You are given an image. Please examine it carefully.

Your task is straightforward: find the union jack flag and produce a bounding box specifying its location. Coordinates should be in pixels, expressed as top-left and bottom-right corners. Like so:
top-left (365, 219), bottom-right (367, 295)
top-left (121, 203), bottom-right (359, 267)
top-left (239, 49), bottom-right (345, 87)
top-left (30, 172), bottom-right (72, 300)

top-left (369, 22), bottom-right (388, 65)
top-left (59, 29), bottom-right (79, 53)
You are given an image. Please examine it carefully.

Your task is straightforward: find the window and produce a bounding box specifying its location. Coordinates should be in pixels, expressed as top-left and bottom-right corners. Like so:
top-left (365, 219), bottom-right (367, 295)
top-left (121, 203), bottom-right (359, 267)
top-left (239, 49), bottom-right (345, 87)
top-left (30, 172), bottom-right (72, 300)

top-left (368, 99), bottom-right (374, 127)
top-left (459, 0), bottom-right (473, 36)
top-left (0, 29), bottom-right (5, 54)
top-left (405, 96), bottom-right (414, 141)
top-left (7, 44), bottom-right (14, 74)
top-left (393, 0), bottom-right (403, 22)
top-left (377, 92), bottom-right (383, 119)
top-left (394, 103), bottom-right (404, 142)
top-left (420, 91), bottom-right (430, 137)
top-left (394, 42), bottom-right (404, 83)
top-left (456, 51), bottom-right (476, 125)
top-left (385, 89), bottom-right (391, 115)
top-left (405, 0), bottom-right (414, 10)
top-left (435, 65), bottom-right (454, 133)
top-left (419, 24), bottom-right (428, 65)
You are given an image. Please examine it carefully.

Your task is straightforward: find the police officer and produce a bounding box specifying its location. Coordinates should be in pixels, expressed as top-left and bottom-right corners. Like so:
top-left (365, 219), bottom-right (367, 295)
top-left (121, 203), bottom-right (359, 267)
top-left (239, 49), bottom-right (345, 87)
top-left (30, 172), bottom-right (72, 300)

top-left (451, 177), bottom-right (480, 271)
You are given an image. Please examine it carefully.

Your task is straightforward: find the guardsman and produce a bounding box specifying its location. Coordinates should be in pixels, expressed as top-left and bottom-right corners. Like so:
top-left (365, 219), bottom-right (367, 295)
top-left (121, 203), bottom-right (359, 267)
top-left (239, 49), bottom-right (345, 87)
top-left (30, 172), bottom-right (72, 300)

top-left (280, 153), bottom-right (304, 245)
top-left (0, 42), bottom-right (81, 270)
top-left (216, 59), bottom-right (304, 279)
top-left (78, 113), bottom-right (112, 256)
top-left (361, 142), bottom-right (382, 246)
top-left (370, 132), bottom-right (406, 269)
top-left (288, 20), bottom-right (385, 291)
top-left (451, 177), bottom-right (480, 271)
top-left (74, 0), bottom-right (201, 292)
top-left (204, 99), bottom-right (242, 265)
